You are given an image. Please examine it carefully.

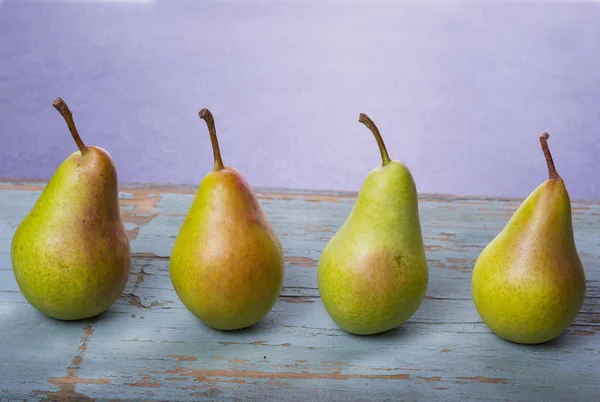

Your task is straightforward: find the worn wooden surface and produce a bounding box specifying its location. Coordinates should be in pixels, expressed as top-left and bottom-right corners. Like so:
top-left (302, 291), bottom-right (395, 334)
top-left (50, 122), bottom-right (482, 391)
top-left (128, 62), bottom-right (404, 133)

top-left (0, 180), bottom-right (599, 401)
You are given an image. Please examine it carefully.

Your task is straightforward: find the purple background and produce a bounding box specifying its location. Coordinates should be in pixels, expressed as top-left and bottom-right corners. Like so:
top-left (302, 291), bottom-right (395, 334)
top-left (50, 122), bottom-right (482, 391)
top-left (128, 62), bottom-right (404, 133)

top-left (0, 0), bottom-right (599, 200)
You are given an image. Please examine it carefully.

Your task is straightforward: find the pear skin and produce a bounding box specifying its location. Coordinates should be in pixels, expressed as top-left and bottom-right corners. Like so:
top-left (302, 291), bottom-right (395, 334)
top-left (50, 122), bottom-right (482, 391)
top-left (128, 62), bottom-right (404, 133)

top-left (318, 114), bottom-right (428, 335)
top-left (170, 109), bottom-right (284, 331)
top-left (472, 133), bottom-right (586, 344)
top-left (11, 98), bottom-right (131, 321)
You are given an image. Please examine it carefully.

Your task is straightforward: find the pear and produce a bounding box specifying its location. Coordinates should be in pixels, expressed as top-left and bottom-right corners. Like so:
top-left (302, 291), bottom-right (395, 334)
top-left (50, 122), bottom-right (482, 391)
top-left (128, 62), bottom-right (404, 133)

top-left (11, 98), bottom-right (131, 321)
top-left (472, 133), bottom-right (586, 344)
top-left (170, 109), bottom-right (284, 331)
top-left (318, 113), bottom-right (429, 335)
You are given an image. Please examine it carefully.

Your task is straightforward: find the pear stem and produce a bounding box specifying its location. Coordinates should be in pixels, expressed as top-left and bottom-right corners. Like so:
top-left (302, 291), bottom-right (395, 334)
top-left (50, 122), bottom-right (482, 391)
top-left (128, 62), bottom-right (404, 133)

top-left (539, 132), bottom-right (559, 180)
top-left (199, 108), bottom-right (224, 171)
top-left (53, 97), bottom-right (87, 154)
top-left (359, 113), bottom-right (391, 166)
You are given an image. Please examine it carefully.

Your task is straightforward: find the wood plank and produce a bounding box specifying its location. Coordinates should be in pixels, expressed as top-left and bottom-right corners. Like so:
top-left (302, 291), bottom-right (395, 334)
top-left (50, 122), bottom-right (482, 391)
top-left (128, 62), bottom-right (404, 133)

top-left (0, 181), bottom-right (599, 401)
top-left (2, 299), bottom-right (599, 401)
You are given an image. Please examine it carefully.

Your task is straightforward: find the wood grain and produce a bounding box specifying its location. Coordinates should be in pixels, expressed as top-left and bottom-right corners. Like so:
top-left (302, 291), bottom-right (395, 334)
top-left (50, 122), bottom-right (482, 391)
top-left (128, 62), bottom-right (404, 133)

top-left (0, 181), bottom-right (599, 401)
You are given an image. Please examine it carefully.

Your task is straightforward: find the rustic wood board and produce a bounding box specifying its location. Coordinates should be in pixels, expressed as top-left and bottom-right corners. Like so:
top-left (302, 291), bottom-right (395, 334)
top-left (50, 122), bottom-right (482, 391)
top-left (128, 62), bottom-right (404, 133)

top-left (0, 180), bottom-right (599, 401)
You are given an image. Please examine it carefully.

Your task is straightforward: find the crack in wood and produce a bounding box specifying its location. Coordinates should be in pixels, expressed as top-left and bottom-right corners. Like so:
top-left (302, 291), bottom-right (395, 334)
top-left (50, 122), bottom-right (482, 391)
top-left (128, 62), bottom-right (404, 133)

top-left (33, 320), bottom-right (110, 401)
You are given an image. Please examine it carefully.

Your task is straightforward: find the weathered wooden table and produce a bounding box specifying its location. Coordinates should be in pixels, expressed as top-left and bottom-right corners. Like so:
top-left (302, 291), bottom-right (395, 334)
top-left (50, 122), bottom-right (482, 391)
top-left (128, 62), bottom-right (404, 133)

top-left (1, 180), bottom-right (599, 401)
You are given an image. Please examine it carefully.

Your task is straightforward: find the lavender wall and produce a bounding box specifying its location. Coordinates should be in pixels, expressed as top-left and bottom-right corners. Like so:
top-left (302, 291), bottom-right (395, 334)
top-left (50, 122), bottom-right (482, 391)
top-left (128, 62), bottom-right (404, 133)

top-left (0, 0), bottom-right (599, 200)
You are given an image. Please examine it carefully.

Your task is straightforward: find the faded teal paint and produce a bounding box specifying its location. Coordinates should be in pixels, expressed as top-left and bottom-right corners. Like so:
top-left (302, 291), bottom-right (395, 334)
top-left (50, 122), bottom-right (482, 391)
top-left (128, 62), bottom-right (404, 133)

top-left (0, 181), bottom-right (599, 401)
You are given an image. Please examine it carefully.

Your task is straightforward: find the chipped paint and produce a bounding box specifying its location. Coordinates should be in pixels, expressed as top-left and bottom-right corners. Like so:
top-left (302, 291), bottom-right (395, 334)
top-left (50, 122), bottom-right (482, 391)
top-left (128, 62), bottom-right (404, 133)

top-left (457, 377), bottom-right (508, 384)
top-left (135, 268), bottom-right (151, 285)
top-left (283, 297), bottom-right (315, 304)
top-left (127, 375), bottom-right (161, 388)
top-left (446, 258), bottom-right (470, 264)
top-left (417, 376), bottom-right (441, 382)
top-left (170, 355), bottom-right (198, 362)
top-left (285, 256), bottom-right (318, 267)
top-left (34, 323), bottom-right (111, 400)
top-left (304, 225), bottom-right (335, 234)
top-left (142, 363), bottom-right (410, 383)
top-left (118, 189), bottom-right (164, 241)
top-left (121, 292), bottom-right (165, 309)
top-left (574, 331), bottom-right (595, 336)
top-left (0, 181), bottom-right (46, 191)
top-left (127, 226), bottom-right (141, 241)
top-left (424, 245), bottom-right (444, 252)
top-left (256, 192), bottom-right (345, 203)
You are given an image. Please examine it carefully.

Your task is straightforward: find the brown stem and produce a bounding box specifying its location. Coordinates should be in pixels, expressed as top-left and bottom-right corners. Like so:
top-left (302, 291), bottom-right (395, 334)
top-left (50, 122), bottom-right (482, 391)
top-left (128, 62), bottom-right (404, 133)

top-left (199, 108), bottom-right (224, 171)
top-left (52, 97), bottom-right (87, 154)
top-left (539, 132), bottom-right (559, 180)
top-left (358, 113), bottom-right (391, 166)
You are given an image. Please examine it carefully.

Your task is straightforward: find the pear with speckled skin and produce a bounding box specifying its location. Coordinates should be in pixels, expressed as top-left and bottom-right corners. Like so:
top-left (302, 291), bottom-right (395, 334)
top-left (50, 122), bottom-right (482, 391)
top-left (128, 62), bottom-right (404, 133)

top-left (317, 114), bottom-right (428, 335)
top-left (472, 133), bottom-right (586, 344)
top-left (11, 98), bottom-right (131, 321)
top-left (169, 109), bottom-right (284, 331)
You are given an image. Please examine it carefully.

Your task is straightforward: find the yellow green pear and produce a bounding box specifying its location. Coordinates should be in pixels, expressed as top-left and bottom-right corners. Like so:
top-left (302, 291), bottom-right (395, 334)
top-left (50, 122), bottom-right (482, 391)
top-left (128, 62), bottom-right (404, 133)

top-left (318, 113), bottom-right (429, 335)
top-left (472, 133), bottom-right (586, 344)
top-left (11, 98), bottom-right (131, 321)
top-left (170, 109), bottom-right (284, 331)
